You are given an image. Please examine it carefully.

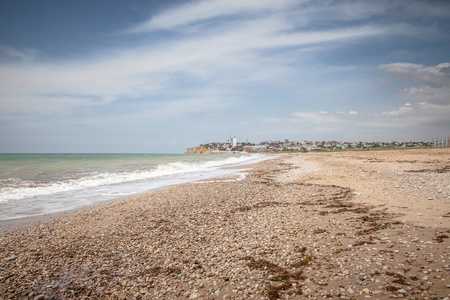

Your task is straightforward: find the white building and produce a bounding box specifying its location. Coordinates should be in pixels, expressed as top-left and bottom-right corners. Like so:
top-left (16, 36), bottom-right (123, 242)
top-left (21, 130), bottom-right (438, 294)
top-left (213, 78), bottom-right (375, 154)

top-left (232, 136), bottom-right (237, 147)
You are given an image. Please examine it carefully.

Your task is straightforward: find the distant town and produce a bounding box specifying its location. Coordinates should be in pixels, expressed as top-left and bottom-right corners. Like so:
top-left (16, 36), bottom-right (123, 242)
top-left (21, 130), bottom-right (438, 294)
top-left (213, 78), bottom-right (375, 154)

top-left (187, 137), bottom-right (439, 153)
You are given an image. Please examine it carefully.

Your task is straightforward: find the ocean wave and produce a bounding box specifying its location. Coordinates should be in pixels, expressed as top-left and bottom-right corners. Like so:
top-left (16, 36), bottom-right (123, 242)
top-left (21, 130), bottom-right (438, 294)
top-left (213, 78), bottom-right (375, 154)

top-left (0, 154), bottom-right (266, 202)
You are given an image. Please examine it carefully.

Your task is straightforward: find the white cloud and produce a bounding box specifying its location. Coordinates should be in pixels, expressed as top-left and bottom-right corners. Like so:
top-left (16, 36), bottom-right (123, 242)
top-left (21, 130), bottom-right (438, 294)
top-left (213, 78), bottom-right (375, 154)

top-left (287, 99), bottom-right (448, 138)
top-left (382, 103), bottom-right (414, 116)
top-left (0, 45), bottom-right (39, 62)
top-left (261, 117), bottom-right (280, 123)
top-left (294, 1), bottom-right (393, 25)
top-left (129, 0), bottom-right (300, 32)
top-left (129, 0), bottom-right (403, 34)
top-left (378, 62), bottom-right (450, 108)
top-left (375, 101), bottom-right (450, 132)
top-left (398, 86), bottom-right (450, 104)
top-left (291, 111), bottom-right (347, 124)
top-left (405, 1), bottom-right (450, 18)
top-left (0, 12), bottom-right (389, 118)
top-left (0, 95), bottom-right (105, 115)
top-left (2, 1), bottom-right (449, 151)
top-left (337, 110), bottom-right (359, 115)
top-left (378, 62), bottom-right (450, 88)
top-left (290, 109), bottom-right (359, 127)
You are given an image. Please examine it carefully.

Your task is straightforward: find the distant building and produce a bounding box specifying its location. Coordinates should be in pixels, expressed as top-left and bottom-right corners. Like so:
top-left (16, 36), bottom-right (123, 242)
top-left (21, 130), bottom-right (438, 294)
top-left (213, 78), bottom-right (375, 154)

top-left (232, 136), bottom-right (237, 147)
top-left (244, 145), bottom-right (267, 152)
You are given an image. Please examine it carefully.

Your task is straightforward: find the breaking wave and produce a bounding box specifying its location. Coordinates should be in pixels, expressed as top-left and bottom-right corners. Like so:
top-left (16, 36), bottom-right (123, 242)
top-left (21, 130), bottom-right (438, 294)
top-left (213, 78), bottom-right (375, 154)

top-left (0, 154), bottom-right (265, 202)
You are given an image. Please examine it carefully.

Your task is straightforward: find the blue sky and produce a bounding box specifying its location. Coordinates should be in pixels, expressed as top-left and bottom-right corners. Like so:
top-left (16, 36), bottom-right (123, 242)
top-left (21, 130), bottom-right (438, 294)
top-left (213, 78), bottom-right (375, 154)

top-left (1, 0), bottom-right (449, 153)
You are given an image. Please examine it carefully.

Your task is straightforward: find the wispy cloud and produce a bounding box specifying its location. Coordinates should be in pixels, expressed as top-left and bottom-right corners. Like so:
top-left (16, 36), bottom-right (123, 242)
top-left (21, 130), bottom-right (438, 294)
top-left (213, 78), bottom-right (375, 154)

top-left (378, 63), bottom-right (450, 89)
top-left (378, 62), bottom-right (450, 106)
top-left (0, 45), bottom-right (39, 62)
top-left (382, 103), bottom-right (414, 116)
top-left (1, 0), bottom-right (449, 151)
top-left (260, 117), bottom-right (280, 123)
top-left (291, 111), bottom-right (349, 124)
top-left (337, 111), bottom-right (359, 115)
top-left (129, 0), bottom-right (300, 32)
top-left (0, 11), bottom-right (389, 118)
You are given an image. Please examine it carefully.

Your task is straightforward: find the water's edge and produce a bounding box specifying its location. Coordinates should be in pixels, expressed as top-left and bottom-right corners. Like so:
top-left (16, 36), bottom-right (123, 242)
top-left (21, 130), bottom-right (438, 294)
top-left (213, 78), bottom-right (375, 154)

top-left (0, 156), bottom-right (272, 232)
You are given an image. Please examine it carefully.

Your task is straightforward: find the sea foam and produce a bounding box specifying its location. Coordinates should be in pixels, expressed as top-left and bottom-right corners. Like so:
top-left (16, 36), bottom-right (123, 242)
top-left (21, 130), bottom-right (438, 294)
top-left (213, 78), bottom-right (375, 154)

top-left (0, 154), bottom-right (266, 202)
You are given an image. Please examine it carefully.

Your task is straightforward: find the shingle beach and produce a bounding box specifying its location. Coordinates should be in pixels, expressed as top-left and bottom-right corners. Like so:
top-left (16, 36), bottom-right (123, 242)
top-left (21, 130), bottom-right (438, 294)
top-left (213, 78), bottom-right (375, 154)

top-left (1, 149), bottom-right (449, 299)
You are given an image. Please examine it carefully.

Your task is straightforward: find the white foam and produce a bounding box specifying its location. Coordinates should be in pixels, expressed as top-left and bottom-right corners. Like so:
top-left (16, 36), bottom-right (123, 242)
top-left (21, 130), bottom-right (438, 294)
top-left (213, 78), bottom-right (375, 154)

top-left (0, 154), bottom-right (267, 202)
top-left (194, 172), bottom-right (248, 183)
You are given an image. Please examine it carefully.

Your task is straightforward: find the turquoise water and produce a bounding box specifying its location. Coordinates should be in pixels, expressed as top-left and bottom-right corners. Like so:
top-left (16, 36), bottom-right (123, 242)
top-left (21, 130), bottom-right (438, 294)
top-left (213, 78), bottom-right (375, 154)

top-left (0, 153), bottom-right (269, 220)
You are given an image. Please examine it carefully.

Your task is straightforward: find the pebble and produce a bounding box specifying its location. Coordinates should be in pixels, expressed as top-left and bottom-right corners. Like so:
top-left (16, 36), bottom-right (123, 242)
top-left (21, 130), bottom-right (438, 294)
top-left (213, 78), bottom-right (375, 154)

top-left (0, 153), bottom-right (448, 300)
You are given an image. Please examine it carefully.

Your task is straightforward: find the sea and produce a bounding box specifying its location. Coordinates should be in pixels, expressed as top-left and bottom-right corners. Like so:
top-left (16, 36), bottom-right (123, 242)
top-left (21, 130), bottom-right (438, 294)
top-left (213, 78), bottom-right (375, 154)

top-left (0, 153), bottom-right (270, 221)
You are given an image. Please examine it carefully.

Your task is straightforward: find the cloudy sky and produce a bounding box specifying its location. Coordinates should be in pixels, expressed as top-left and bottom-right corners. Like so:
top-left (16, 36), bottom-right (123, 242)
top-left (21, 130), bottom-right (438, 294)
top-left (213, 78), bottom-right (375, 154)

top-left (1, 0), bottom-right (449, 153)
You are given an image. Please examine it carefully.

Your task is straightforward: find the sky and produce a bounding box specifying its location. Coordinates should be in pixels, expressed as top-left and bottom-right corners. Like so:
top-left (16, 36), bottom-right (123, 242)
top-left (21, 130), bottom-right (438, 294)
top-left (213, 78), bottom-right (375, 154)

top-left (0, 0), bottom-right (449, 153)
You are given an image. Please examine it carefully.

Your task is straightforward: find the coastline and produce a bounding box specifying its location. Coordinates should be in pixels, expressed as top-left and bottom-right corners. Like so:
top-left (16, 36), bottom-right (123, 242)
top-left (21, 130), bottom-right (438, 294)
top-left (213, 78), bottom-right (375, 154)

top-left (0, 193), bottom-right (138, 234)
top-left (0, 169), bottom-right (255, 233)
top-left (0, 149), bottom-right (449, 299)
top-left (0, 211), bottom-right (72, 233)
top-left (0, 153), bottom-right (269, 228)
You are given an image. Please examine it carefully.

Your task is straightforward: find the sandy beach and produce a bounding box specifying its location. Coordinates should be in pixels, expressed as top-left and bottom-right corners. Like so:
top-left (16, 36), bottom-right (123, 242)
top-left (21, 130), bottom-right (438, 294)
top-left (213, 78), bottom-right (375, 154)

top-left (1, 149), bottom-right (449, 299)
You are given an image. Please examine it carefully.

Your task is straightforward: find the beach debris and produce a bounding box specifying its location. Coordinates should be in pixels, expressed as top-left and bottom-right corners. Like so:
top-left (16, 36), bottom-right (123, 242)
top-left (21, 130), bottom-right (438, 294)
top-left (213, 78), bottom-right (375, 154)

top-left (0, 151), bottom-right (449, 299)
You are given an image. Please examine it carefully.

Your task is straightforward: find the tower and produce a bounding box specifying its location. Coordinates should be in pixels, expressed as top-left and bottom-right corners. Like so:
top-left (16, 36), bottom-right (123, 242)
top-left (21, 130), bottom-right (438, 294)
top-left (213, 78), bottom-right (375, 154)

top-left (232, 136), bottom-right (237, 147)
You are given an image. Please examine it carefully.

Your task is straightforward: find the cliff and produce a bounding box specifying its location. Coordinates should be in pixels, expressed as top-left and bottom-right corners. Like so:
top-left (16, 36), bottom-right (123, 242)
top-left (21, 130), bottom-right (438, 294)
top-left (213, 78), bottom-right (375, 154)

top-left (185, 146), bottom-right (213, 154)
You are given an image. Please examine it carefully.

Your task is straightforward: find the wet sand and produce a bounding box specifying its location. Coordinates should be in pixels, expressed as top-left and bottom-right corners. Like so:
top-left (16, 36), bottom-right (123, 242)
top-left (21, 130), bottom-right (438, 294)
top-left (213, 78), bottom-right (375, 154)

top-left (0, 148), bottom-right (449, 299)
top-left (0, 213), bottom-right (68, 233)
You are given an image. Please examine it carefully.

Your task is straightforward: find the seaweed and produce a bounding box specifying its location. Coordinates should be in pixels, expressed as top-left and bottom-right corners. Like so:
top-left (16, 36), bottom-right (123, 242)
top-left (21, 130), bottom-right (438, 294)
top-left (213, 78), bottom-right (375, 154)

top-left (241, 256), bottom-right (308, 299)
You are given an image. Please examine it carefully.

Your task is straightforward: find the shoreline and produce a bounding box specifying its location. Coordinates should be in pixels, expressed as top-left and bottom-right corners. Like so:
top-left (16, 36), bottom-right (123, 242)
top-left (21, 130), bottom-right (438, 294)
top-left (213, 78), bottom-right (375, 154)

top-left (0, 193), bottom-right (136, 234)
top-left (0, 211), bottom-right (71, 233)
top-left (1, 149), bottom-right (449, 299)
top-left (0, 174), bottom-right (247, 234)
top-left (0, 155), bottom-right (271, 233)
